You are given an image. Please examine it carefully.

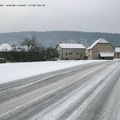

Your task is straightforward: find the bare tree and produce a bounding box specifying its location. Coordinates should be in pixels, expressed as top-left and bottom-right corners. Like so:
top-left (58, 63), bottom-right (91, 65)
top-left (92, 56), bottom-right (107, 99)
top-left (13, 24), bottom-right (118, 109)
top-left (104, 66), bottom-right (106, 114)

top-left (22, 36), bottom-right (44, 52)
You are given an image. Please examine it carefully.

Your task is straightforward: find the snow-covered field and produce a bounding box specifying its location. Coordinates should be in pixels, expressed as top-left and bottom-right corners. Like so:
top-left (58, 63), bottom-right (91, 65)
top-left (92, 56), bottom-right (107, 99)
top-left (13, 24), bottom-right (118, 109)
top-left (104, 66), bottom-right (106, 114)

top-left (0, 60), bottom-right (103, 84)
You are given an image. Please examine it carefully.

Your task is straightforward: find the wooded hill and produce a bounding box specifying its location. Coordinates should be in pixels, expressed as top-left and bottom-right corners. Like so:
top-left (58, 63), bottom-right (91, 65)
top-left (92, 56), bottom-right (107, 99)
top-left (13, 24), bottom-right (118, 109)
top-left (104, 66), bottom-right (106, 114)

top-left (0, 31), bottom-right (120, 47)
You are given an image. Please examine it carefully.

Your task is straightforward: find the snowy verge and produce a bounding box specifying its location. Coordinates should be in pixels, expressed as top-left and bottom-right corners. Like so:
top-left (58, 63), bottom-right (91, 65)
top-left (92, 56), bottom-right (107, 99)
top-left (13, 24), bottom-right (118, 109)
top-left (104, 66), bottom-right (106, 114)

top-left (0, 60), bottom-right (104, 84)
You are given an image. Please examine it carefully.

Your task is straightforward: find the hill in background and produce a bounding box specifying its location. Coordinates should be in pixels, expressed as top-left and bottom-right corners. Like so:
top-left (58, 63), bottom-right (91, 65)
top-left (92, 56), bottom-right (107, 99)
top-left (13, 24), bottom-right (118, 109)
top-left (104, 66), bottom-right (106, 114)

top-left (0, 31), bottom-right (120, 48)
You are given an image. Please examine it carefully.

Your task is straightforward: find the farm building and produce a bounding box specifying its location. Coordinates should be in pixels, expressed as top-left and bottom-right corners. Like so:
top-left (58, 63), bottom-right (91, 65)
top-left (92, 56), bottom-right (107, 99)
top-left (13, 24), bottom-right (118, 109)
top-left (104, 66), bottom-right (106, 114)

top-left (56, 43), bottom-right (86, 60)
top-left (87, 38), bottom-right (114, 60)
top-left (0, 43), bottom-right (12, 52)
top-left (115, 47), bottom-right (120, 58)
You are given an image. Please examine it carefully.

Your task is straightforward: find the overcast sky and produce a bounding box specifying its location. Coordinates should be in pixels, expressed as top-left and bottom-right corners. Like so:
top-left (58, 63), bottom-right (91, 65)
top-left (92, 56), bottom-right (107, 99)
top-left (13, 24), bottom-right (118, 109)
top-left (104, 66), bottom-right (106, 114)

top-left (0, 0), bottom-right (120, 33)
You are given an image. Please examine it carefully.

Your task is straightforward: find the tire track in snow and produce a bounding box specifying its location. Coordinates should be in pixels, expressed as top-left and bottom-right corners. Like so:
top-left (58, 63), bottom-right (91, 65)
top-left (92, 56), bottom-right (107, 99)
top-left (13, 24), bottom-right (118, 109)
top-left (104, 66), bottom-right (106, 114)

top-left (0, 61), bottom-right (119, 120)
top-left (0, 62), bottom-right (111, 120)
top-left (34, 63), bottom-right (119, 120)
top-left (95, 69), bottom-right (120, 120)
top-left (0, 62), bottom-right (103, 103)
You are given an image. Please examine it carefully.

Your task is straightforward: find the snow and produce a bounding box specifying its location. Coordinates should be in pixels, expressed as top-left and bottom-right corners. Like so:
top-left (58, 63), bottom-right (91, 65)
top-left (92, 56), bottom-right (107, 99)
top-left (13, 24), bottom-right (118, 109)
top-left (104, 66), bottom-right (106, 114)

top-left (14, 45), bottom-right (29, 52)
top-left (58, 43), bottom-right (85, 49)
top-left (0, 60), bottom-right (100, 84)
top-left (0, 60), bottom-right (119, 120)
top-left (66, 63), bottom-right (119, 120)
top-left (0, 43), bottom-right (12, 52)
top-left (115, 47), bottom-right (120, 52)
top-left (38, 64), bottom-right (111, 120)
top-left (29, 61), bottom-right (119, 120)
top-left (87, 38), bottom-right (109, 50)
top-left (100, 52), bottom-right (114, 57)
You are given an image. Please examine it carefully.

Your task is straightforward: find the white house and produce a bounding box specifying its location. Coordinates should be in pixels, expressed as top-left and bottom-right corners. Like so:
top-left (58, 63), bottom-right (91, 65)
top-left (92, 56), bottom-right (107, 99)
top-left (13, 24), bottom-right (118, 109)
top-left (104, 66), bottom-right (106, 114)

top-left (115, 47), bottom-right (120, 58)
top-left (56, 43), bottom-right (86, 60)
top-left (0, 43), bottom-right (12, 52)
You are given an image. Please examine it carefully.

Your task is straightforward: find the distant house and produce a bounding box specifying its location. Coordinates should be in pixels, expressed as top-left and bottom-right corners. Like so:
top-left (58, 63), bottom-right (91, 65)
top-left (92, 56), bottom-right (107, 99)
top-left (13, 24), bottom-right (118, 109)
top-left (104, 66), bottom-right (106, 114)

top-left (0, 58), bottom-right (6, 63)
top-left (0, 43), bottom-right (13, 62)
top-left (13, 45), bottom-right (29, 52)
top-left (87, 38), bottom-right (114, 60)
top-left (115, 47), bottom-right (120, 58)
top-left (0, 43), bottom-right (12, 52)
top-left (56, 43), bottom-right (86, 60)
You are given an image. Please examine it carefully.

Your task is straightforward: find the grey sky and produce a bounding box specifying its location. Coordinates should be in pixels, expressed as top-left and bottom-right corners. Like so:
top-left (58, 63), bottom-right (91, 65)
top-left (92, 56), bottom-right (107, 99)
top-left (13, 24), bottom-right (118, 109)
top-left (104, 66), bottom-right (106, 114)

top-left (0, 0), bottom-right (120, 33)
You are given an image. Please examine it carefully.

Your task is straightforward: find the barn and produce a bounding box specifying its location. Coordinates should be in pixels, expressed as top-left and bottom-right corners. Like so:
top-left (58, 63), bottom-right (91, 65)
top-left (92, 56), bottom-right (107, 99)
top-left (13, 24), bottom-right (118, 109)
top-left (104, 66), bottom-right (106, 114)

top-left (115, 47), bottom-right (120, 59)
top-left (87, 38), bottom-right (114, 60)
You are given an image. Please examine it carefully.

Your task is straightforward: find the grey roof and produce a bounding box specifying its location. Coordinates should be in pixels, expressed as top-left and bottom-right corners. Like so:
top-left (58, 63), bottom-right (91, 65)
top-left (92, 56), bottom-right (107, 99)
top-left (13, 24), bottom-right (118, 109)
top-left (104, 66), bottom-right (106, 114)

top-left (87, 38), bottom-right (109, 50)
top-left (58, 43), bottom-right (85, 49)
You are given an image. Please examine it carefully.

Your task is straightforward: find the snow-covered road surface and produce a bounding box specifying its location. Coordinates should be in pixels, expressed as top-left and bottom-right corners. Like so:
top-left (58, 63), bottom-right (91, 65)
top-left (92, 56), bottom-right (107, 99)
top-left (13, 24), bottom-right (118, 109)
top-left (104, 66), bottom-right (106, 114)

top-left (0, 60), bottom-right (120, 120)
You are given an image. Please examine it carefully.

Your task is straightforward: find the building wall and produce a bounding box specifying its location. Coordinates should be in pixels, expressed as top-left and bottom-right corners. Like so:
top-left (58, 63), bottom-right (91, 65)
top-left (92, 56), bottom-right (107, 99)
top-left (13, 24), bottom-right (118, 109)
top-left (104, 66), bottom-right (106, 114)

top-left (87, 49), bottom-right (93, 60)
top-left (115, 52), bottom-right (120, 58)
top-left (57, 46), bottom-right (86, 60)
top-left (87, 43), bottom-right (114, 59)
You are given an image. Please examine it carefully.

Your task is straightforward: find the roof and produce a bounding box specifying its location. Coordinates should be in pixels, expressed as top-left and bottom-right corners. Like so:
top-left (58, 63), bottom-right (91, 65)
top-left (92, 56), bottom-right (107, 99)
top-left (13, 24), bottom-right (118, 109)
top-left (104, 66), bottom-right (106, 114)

top-left (58, 43), bottom-right (85, 49)
top-left (0, 43), bottom-right (12, 52)
top-left (100, 52), bottom-right (114, 57)
top-left (87, 38), bottom-right (110, 50)
top-left (115, 47), bottom-right (120, 52)
top-left (15, 46), bottom-right (29, 52)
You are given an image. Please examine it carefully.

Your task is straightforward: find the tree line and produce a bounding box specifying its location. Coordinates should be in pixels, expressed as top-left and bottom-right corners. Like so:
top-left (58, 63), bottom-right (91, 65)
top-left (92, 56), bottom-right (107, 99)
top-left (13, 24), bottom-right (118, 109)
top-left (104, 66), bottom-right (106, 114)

top-left (0, 37), bottom-right (59, 62)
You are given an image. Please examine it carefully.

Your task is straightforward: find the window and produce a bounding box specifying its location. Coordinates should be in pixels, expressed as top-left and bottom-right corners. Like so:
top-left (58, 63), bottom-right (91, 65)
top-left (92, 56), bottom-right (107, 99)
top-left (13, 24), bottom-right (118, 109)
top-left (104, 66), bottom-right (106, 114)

top-left (118, 53), bottom-right (120, 58)
top-left (80, 53), bottom-right (82, 59)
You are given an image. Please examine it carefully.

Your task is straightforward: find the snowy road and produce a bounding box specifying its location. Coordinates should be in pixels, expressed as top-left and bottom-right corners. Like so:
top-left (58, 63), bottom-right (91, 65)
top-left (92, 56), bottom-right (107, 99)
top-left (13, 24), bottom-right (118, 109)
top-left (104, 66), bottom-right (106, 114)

top-left (0, 61), bottom-right (120, 120)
